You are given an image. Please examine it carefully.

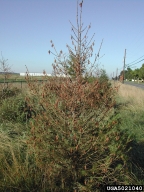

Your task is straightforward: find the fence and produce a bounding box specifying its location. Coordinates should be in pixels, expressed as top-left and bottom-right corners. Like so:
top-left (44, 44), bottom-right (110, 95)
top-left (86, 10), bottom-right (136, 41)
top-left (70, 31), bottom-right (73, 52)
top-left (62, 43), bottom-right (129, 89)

top-left (0, 80), bottom-right (49, 89)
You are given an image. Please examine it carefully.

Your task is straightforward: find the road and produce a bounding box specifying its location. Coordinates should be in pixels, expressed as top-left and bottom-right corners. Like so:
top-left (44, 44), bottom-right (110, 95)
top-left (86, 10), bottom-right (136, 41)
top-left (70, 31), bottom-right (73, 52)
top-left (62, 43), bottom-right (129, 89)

top-left (124, 81), bottom-right (144, 90)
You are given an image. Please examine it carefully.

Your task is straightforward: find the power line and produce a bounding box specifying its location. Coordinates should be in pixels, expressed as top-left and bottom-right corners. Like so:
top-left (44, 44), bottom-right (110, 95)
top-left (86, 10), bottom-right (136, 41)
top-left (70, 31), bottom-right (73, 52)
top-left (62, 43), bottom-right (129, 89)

top-left (126, 62), bottom-right (137, 68)
top-left (118, 60), bottom-right (141, 74)
top-left (126, 24), bottom-right (144, 52)
top-left (128, 58), bottom-right (144, 66)
top-left (117, 57), bottom-right (144, 76)
top-left (126, 54), bottom-right (144, 66)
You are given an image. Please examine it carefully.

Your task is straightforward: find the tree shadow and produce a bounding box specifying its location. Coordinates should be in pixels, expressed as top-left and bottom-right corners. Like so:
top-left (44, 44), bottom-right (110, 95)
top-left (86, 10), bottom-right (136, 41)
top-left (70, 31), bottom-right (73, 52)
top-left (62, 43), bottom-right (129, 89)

top-left (127, 140), bottom-right (144, 181)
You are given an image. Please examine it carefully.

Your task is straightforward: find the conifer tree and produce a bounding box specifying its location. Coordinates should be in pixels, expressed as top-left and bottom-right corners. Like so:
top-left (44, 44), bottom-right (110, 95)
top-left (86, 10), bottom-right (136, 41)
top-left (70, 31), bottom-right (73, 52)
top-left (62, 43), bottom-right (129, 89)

top-left (48, 0), bottom-right (103, 82)
top-left (26, 1), bottom-right (135, 191)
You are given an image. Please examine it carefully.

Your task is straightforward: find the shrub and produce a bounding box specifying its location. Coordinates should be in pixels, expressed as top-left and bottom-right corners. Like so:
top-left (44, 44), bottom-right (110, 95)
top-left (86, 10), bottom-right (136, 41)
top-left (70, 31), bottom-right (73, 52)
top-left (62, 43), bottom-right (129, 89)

top-left (0, 87), bottom-right (21, 100)
top-left (0, 94), bottom-right (36, 123)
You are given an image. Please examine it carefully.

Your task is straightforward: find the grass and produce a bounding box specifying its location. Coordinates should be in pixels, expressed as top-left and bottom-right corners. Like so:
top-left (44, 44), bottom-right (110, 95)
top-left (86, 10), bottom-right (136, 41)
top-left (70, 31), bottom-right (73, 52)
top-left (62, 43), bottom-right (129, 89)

top-left (0, 80), bottom-right (144, 191)
top-left (0, 74), bottom-right (52, 90)
top-left (117, 82), bottom-right (144, 111)
top-left (115, 82), bottom-right (144, 140)
top-left (114, 82), bottom-right (144, 182)
top-left (0, 74), bottom-right (51, 82)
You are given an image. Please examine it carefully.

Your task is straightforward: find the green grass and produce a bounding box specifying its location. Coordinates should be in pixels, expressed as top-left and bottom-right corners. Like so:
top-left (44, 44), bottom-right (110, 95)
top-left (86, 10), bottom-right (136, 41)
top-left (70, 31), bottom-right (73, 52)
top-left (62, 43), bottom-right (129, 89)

top-left (114, 84), bottom-right (144, 182)
top-left (119, 109), bottom-right (144, 182)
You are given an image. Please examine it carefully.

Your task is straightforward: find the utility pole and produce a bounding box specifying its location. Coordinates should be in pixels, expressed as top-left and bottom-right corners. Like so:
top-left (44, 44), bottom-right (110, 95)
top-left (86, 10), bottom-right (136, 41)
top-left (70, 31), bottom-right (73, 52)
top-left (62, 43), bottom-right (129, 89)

top-left (116, 68), bottom-right (118, 81)
top-left (123, 49), bottom-right (126, 84)
top-left (113, 72), bottom-right (115, 86)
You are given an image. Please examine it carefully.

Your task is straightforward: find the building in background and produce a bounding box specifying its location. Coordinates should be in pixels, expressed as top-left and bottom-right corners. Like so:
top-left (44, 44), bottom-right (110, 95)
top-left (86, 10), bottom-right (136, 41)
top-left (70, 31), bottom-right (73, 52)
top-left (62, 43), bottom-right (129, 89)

top-left (20, 73), bottom-right (71, 77)
top-left (20, 72), bottom-right (52, 76)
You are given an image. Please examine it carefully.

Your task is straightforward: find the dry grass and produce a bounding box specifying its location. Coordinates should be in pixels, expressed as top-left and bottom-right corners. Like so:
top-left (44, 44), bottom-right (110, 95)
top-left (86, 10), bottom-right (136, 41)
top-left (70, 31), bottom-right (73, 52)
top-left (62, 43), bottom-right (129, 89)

top-left (115, 82), bottom-right (144, 111)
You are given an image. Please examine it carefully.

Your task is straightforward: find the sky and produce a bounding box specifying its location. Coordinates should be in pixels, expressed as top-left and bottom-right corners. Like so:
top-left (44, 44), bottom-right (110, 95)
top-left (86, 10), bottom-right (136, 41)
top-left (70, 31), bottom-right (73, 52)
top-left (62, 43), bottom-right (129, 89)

top-left (1, 0), bottom-right (144, 77)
